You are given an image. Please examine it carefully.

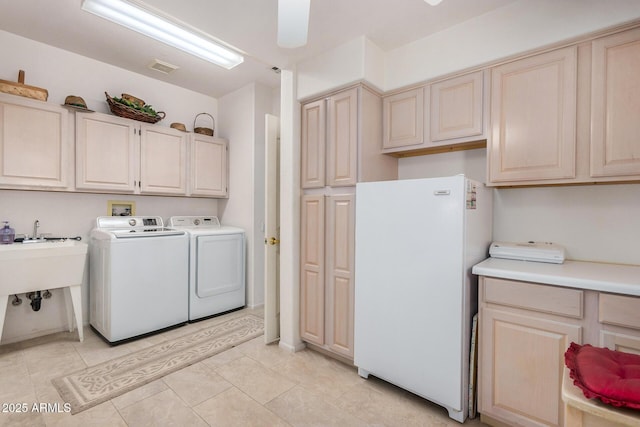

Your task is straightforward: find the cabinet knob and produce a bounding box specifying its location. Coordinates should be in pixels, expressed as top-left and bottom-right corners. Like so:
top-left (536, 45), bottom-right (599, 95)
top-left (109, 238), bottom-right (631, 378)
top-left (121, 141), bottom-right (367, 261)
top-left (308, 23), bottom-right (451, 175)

top-left (267, 237), bottom-right (280, 246)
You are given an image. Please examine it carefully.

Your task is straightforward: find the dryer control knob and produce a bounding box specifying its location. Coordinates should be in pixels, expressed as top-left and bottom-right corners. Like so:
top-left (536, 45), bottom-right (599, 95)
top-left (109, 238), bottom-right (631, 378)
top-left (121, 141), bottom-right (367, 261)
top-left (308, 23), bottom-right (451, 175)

top-left (129, 219), bottom-right (136, 226)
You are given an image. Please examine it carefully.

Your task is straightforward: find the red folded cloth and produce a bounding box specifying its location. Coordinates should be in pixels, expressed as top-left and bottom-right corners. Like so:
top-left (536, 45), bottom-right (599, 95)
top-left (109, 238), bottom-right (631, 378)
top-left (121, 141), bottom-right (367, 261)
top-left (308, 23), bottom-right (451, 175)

top-left (565, 342), bottom-right (640, 410)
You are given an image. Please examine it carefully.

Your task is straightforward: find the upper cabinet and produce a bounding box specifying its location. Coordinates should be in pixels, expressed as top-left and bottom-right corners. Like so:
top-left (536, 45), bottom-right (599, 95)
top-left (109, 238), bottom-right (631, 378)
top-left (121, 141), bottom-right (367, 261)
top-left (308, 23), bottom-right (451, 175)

top-left (301, 84), bottom-right (397, 189)
top-left (382, 71), bottom-right (487, 157)
top-left (75, 112), bottom-right (137, 192)
top-left (326, 88), bottom-right (358, 187)
top-left (189, 133), bottom-right (228, 198)
top-left (301, 99), bottom-right (326, 188)
top-left (0, 94), bottom-right (70, 189)
top-left (0, 95), bottom-right (227, 198)
top-left (0, 94), bottom-right (226, 198)
top-left (76, 111), bottom-right (188, 195)
top-left (139, 125), bottom-right (188, 195)
top-left (488, 47), bottom-right (578, 184)
top-left (590, 27), bottom-right (640, 178)
top-left (430, 71), bottom-right (484, 143)
top-left (382, 87), bottom-right (424, 150)
top-left (486, 25), bottom-right (640, 187)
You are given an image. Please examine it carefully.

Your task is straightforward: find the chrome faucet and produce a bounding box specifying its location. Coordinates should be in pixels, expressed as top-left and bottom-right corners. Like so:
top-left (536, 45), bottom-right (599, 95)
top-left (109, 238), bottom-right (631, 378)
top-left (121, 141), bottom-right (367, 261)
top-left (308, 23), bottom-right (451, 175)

top-left (32, 219), bottom-right (40, 240)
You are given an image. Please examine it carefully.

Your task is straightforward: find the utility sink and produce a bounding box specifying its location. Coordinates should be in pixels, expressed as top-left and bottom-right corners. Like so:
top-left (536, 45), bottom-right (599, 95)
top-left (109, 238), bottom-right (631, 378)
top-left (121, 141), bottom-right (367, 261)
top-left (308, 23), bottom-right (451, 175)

top-left (0, 240), bottom-right (87, 294)
top-left (0, 240), bottom-right (87, 342)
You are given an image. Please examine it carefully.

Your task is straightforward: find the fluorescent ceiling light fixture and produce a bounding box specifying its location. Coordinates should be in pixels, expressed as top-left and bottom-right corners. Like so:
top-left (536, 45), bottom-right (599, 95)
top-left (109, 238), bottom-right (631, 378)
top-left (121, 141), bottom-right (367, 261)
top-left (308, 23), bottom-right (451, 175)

top-left (277, 0), bottom-right (310, 48)
top-left (81, 0), bottom-right (244, 69)
top-left (424, 0), bottom-right (443, 5)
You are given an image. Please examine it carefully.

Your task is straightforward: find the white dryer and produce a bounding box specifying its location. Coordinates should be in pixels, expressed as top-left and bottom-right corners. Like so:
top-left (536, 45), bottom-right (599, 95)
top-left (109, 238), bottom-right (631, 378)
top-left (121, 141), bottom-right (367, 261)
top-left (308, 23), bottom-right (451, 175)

top-left (168, 216), bottom-right (245, 321)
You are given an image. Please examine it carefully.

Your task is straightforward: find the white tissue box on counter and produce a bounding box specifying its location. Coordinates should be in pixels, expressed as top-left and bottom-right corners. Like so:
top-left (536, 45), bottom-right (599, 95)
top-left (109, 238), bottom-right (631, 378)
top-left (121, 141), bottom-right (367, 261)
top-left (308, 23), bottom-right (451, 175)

top-left (489, 241), bottom-right (566, 264)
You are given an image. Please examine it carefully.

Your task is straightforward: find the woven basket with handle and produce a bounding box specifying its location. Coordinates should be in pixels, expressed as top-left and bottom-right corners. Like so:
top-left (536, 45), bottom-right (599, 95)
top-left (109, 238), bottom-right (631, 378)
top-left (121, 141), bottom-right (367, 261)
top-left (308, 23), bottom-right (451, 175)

top-left (193, 113), bottom-right (215, 136)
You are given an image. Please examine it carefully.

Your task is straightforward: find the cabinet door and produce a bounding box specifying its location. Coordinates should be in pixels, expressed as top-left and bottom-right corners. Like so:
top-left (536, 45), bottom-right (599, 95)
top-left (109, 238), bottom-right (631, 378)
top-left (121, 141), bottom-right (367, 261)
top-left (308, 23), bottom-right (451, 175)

top-left (0, 97), bottom-right (69, 188)
top-left (300, 195), bottom-right (325, 345)
top-left (325, 193), bottom-right (355, 358)
top-left (430, 71), bottom-right (484, 142)
top-left (489, 46), bottom-right (577, 183)
top-left (301, 99), bottom-right (326, 188)
top-left (382, 87), bottom-right (424, 149)
top-left (190, 134), bottom-right (228, 197)
top-left (75, 111), bottom-right (137, 192)
top-left (601, 331), bottom-right (640, 355)
top-left (591, 27), bottom-right (640, 177)
top-left (139, 125), bottom-right (187, 195)
top-left (599, 292), bottom-right (640, 355)
top-left (327, 88), bottom-right (358, 187)
top-left (480, 308), bottom-right (582, 427)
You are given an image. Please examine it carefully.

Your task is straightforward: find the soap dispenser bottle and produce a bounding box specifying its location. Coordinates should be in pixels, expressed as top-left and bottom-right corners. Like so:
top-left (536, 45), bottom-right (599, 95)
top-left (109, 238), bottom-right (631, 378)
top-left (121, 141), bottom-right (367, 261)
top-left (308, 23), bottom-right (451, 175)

top-left (0, 221), bottom-right (15, 244)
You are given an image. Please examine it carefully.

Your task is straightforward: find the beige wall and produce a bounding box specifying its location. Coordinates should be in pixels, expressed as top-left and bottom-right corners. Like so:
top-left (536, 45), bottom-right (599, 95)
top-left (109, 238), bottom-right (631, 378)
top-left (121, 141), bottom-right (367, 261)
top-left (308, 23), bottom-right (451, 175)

top-left (295, 0), bottom-right (640, 97)
top-left (398, 151), bottom-right (640, 266)
top-left (218, 82), bottom-right (277, 309)
top-left (385, 0), bottom-right (640, 90)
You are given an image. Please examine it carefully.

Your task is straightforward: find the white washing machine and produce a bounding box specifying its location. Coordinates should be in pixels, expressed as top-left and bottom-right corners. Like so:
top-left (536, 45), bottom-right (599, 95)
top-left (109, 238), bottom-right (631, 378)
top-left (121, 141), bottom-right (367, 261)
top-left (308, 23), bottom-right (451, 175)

top-left (168, 216), bottom-right (245, 321)
top-left (90, 216), bottom-right (189, 343)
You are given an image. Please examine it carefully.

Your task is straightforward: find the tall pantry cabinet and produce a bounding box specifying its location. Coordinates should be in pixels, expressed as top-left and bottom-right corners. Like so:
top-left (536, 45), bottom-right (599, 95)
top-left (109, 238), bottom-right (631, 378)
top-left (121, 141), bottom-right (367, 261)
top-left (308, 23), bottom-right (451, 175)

top-left (300, 85), bottom-right (397, 359)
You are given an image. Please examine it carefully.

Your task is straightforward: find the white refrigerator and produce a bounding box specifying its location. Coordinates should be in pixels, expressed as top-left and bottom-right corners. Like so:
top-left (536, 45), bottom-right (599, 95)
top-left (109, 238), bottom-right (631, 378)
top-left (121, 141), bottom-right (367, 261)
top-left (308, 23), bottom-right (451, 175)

top-left (354, 175), bottom-right (492, 423)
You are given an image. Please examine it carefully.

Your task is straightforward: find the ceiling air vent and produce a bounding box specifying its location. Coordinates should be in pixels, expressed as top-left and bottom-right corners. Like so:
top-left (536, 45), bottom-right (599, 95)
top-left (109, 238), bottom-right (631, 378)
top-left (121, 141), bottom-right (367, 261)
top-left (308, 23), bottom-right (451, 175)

top-left (148, 59), bottom-right (179, 74)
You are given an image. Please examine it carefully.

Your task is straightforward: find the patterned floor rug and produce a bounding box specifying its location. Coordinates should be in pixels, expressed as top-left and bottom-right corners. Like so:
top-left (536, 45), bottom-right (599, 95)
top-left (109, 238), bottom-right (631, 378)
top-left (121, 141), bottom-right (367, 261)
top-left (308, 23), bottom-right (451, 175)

top-left (53, 314), bottom-right (264, 414)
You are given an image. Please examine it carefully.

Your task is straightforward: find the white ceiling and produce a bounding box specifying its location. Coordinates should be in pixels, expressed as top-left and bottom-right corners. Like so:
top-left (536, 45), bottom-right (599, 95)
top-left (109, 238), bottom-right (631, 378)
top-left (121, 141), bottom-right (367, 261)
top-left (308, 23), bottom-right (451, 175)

top-left (0, 0), bottom-right (516, 98)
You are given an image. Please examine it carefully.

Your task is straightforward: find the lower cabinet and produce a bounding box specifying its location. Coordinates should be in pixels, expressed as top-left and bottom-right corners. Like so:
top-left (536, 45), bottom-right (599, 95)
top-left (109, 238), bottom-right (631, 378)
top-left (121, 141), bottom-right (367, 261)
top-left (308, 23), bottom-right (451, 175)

top-left (480, 308), bottom-right (581, 427)
top-left (300, 192), bottom-right (355, 359)
top-left (598, 293), bottom-right (640, 355)
top-left (479, 277), bottom-right (640, 427)
top-left (479, 277), bottom-right (584, 427)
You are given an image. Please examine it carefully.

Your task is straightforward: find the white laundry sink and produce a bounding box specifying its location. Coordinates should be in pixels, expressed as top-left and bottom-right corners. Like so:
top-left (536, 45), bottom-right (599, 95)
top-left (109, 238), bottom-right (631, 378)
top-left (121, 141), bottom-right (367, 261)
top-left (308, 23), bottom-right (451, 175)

top-left (0, 240), bottom-right (88, 294)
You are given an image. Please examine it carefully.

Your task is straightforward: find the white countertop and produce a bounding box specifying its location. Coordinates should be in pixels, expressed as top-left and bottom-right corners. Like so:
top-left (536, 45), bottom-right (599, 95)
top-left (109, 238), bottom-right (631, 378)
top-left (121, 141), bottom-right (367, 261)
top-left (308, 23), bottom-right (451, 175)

top-left (472, 258), bottom-right (640, 296)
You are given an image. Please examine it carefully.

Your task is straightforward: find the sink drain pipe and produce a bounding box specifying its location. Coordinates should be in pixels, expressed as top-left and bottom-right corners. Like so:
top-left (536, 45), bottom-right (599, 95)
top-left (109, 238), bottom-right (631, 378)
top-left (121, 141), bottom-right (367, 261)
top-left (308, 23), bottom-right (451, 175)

top-left (28, 291), bottom-right (42, 311)
top-left (25, 290), bottom-right (50, 311)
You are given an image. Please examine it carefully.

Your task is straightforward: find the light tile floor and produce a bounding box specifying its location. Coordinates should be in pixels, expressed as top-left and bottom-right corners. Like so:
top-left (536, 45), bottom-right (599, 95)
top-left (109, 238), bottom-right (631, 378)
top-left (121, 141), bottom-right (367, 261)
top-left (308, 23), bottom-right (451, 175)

top-left (0, 308), bottom-right (487, 426)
